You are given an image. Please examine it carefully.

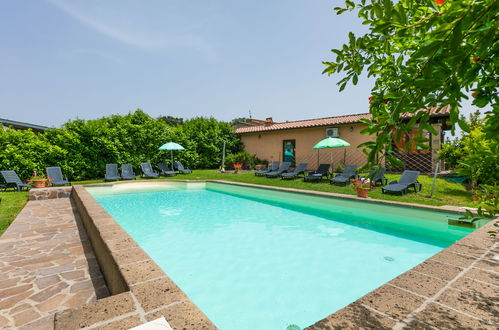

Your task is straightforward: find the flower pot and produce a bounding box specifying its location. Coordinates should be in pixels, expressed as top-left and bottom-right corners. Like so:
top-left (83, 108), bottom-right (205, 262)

top-left (357, 188), bottom-right (369, 198)
top-left (32, 179), bottom-right (48, 188)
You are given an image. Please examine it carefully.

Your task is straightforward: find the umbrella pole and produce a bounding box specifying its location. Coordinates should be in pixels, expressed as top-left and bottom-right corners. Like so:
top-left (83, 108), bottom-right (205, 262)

top-left (171, 150), bottom-right (173, 171)
top-left (317, 150), bottom-right (319, 169)
top-left (330, 150), bottom-right (333, 172)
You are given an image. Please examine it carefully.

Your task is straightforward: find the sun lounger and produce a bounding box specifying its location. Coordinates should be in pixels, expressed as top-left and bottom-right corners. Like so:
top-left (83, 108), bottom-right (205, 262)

top-left (1, 170), bottom-right (31, 191)
top-left (382, 170), bottom-right (421, 195)
top-left (281, 162), bottom-right (308, 180)
top-left (371, 167), bottom-right (387, 186)
top-left (266, 162), bottom-right (291, 178)
top-left (173, 161), bottom-right (192, 174)
top-left (105, 164), bottom-right (121, 181)
top-left (158, 163), bottom-right (177, 176)
top-left (330, 165), bottom-right (358, 185)
top-left (46, 167), bottom-right (70, 186)
top-left (140, 162), bottom-right (159, 178)
top-left (255, 161), bottom-right (280, 176)
top-left (303, 164), bottom-right (330, 182)
top-left (121, 164), bottom-right (136, 180)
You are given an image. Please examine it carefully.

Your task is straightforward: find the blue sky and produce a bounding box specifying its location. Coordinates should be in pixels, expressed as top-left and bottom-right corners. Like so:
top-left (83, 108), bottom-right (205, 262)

top-left (0, 0), bottom-right (476, 129)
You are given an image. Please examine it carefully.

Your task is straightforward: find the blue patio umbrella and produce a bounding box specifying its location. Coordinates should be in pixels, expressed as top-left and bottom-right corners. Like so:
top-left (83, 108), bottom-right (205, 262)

top-left (158, 142), bottom-right (185, 170)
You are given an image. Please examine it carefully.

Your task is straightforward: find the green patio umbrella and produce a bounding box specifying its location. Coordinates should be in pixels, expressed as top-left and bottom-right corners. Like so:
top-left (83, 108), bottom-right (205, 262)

top-left (158, 142), bottom-right (185, 170)
top-left (312, 137), bottom-right (350, 169)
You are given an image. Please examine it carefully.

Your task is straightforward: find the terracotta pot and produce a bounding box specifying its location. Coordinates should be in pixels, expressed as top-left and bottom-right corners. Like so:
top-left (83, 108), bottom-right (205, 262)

top-left (357, 188), bottom-right (369, 198)
top-left (32, 179), bottom-right (48, 188)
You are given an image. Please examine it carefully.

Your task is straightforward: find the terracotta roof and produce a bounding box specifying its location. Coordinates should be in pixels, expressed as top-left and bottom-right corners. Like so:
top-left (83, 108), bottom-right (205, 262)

top-left (235, 105), bottom-right (450, 134)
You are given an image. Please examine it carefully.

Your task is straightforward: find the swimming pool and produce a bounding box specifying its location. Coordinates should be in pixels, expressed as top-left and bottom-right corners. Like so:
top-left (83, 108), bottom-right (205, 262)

top-left (87, 182), bottom-right (477, 330)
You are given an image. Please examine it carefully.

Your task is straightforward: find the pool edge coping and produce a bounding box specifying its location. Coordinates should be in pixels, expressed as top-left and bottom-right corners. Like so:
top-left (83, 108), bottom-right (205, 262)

top-left (66, 180), bottom-right (498, 329)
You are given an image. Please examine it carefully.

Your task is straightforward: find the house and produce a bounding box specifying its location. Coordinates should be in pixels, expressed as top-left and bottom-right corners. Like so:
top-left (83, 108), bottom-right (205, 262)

top-left (235, 106), bottom-right (451, 173)
top-left (0, 118), bottom-right (48, 133)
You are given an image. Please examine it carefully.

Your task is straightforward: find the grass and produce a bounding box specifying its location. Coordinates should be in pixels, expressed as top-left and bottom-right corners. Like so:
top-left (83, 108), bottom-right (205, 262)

top-left (73, 169), bottom-right (473, 207)
top-left (0, 191), bottom-right (28, 236)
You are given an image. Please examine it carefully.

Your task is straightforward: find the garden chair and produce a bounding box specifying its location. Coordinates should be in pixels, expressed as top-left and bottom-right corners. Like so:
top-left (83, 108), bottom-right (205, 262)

top-left (303, 164), bottom-right (330, 183)
top-left (1, 170), bottom-right (31, 191)
top-left (173, 161), bottom-right (192, 174)
top-left (281, 162), bottom-right (309, 180)
top-left (382, 170), bottom-right (421, 195)
top-left (105, 164), bottom-right (121, 181)
top-left (370, 167), bottom-right (388, 186)
top-left (46, 167), bottom-right (70, 186)
top-left (265, 162), bottom-right (291, 178)
top-left (255, 161), bottom-right (280, 176)
top-left (330, 165), bottom-right (358, 186)
top-left (140, 162), bottom-right (159, 178)
top-left (158, 163), bottom-right (177, 176)
top-left (121, 164), bottom-right (136, 180)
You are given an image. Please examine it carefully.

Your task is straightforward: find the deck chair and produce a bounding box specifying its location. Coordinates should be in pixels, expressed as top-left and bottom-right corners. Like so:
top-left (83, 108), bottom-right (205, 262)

top-left (370, 167), bottom-right (387, 186)
top-left (1, 170), bottom-right (31, 191)
top-left (281, 162), bottom-right (309, 180)
top-left (158, 163), bottom-right (177, 176)
top-left (265, 162), bottom-right (291, 178)
top-left (121, 164), bottom-right (136, 180)
top-left (382, 170), bottom-right (421, 195)
top-left (173, 161), bottom-right (192, 174)
top-left (105, 164), bottom-right (121, 181)
top-left (255, 161), bottom-right (280, 176)
top-left (303, 164), bottom-right (330, 183)
top-left (330, 165), bottom-right (358, 186)
top-left (46, 167), bottom-right (70, 186)
top-left (140, 162), bottom-right (159, 178)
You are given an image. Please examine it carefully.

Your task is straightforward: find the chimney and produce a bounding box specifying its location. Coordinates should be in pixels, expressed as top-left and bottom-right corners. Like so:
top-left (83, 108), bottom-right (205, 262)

top-left (265, 117), bottom-right (273, 126)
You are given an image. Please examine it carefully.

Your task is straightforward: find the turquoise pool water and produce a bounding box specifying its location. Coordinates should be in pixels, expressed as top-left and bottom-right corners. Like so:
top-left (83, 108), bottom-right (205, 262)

top-left (87, 182), bottom-right (475, 330)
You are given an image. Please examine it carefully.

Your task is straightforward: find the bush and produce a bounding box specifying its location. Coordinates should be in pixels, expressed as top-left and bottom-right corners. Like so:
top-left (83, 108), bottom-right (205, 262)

top-left (439, 139), bottom-right (464, 169)
top-left (225, 152), bottom-right (264, 170)
top-left (0, 110), bottom-right (244, 181)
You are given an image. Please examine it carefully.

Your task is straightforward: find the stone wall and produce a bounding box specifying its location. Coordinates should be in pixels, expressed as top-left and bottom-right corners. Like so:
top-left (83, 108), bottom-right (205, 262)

top-left (28, 187), bottom-right (72, 201)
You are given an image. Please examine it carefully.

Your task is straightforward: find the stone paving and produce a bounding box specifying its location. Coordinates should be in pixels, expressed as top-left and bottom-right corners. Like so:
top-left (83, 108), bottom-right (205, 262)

top-left (0, 198), bottom-right (109, 329)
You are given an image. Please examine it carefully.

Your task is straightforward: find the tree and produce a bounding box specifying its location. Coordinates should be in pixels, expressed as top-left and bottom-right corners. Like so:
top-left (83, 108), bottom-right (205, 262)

top-left (157, 115), bottom-right (184, 126)
top-left (324, 0), bottom-right (498, 167)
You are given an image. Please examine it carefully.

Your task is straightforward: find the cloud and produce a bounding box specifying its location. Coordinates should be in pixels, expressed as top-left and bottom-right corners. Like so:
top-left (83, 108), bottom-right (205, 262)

top-left (47, 0), bottom-right (215, 57)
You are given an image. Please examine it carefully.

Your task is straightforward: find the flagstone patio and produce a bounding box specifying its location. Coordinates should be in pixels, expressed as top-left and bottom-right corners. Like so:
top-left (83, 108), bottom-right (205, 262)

top-left (0, 198), bottom-right (109, 329)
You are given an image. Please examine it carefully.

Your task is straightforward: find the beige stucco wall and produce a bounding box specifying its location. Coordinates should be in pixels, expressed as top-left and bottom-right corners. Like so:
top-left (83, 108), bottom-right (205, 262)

top-left (240, 124), bottom-right (375, 170)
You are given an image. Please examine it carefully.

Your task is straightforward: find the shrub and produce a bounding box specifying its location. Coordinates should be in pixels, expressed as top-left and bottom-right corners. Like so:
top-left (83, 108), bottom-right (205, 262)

top-left (0, 110), bottom-right (244, 180)
top-left (225, 152), bottom-right (264, 170)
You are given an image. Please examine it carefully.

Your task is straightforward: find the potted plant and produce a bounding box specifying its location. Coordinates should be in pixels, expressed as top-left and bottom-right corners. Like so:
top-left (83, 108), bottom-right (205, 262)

top-left (233, 162), bottom-right (243, 174)
top-left (352, 178), bottom-right (375, 198)
top-left (29, 172), bottom-right (49, 188)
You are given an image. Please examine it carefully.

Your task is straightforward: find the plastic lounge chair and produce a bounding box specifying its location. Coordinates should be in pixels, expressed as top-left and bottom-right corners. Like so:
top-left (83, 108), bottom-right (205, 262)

top-left (140, 162), bottom-right (159, 178)
top-left (1, 170), bottom-right (31, 191)
top-left (105, 164), bottom-right (121, 181)
top-left (265, 162), bottom-right (291, 178)
top-left (173, 161), bottom-right (192, 174)
top-left (158, 163), bottom-right (177, 176)
top-left (382, 170), bottom-right (421, 195)
top-left (370, 167), bottom-right (387, 186)
top-left (121, 164), bottom-right (136, 180)
top-left (46, 167), bottom-right (70, 186)
top-left (281, 162), bottom-right (309, 180)
top-left (255, 161), bottom-right (280, 176)
top-left (303, 164), bottom-right (331, 183)
top-left (330, 165), bottom-right (358, 186)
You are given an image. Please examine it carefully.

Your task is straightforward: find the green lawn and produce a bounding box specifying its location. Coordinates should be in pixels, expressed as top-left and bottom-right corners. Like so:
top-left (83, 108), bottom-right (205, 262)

top-left (73, 169), bottom-right (473, 207)
top-left (0, 191), bottom-right (28, 236)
